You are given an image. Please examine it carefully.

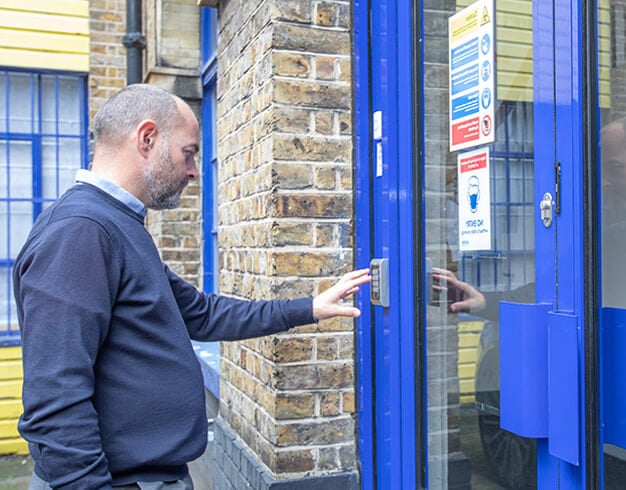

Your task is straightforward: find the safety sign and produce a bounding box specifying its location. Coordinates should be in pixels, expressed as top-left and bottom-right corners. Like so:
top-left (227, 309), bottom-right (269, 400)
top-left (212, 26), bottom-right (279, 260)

top-left (449, 0), bottom-right (495, 152)
top-left (458, 147), bottom-right (492, 251)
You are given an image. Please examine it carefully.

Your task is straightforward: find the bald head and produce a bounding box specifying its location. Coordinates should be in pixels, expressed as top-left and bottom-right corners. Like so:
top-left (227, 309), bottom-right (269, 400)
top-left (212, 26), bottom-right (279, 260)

top-left (89, 84), bottom-right (200, 209)
top-left (93, 84), bottom-right (180, 151)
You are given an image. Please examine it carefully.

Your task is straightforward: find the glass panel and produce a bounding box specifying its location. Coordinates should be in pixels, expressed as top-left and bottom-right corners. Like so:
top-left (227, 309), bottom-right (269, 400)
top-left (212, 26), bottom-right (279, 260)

top-left (0, 139), bottom-right (6, 198)
top-left (8, 73), bottom-right (33, 134)
top-left (0, 73), bottom-right (6, 133)
top-left (41, 76), bottom-right (57, 135)
top-left (57, 77), bottom-right (81, 135)
top-left (600, 0), bottom-right (626, 486)
top-left (0, 202), bottom-right (7, 258)
top-left (42, 137), bottom-right (80, 199)
top-left (423, 2), bottom-right (536, 488)
top-left (8, 140), bottom-right (33, 199)
top-left (10, 201), bottom-right (32, 257)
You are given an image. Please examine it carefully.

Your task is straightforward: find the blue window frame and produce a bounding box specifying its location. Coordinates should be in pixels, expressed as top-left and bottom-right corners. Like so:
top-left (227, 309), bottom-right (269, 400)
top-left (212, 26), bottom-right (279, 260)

top-left (193, 7), bottom-right (220, 397)
top-left (0, 69), bottom-right (88, 346)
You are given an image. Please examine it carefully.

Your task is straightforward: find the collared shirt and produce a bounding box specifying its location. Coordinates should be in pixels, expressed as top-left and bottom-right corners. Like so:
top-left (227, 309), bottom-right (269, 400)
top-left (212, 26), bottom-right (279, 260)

top-left (75, 169), bottom-right (146, 218)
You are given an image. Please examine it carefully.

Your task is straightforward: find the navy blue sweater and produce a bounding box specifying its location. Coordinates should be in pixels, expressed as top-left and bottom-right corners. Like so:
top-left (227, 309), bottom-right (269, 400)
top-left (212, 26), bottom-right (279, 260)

top-left (13, 184), bottom-right (315, 489)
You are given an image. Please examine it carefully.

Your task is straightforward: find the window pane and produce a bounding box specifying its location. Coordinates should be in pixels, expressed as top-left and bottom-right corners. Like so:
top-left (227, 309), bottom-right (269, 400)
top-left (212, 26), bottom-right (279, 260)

top-left (0, 74), bottom-right (6, 133)
top-left (10, 201), bottom-right (33, 257)
top-left (0, 202), bottom-right (7, 258)
top-left (9, 140), bottom-right (33, 199)
top-left (42, 137), bottom-right (80, 199)
top-left (0, 139), bottom-right (6, 198)
top-left (58, 77), bottom-right (81, 135)
top-left (41, 76), bottom-right (57, 134)
top-left (9, 73), bottom-right (33, 133)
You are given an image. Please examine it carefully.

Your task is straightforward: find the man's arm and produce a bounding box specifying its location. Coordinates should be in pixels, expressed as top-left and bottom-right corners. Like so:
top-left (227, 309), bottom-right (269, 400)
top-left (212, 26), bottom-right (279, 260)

top-left (166, 267), bottom-right (370, 341)
top-left (14, 219), bottom-right (118, 489)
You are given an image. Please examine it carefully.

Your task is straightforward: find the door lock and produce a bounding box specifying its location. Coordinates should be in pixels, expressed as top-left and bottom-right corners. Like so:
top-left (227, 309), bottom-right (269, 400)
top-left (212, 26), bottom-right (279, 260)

top-left (540, 192), bottom-right (553, 228)
top-left (370, 258), bottom-right (389, 307)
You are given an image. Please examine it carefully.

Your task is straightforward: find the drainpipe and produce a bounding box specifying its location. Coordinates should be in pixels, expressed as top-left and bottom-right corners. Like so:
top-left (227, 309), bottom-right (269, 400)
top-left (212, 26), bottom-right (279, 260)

top-left (122, 0), bottom-right (146, 85)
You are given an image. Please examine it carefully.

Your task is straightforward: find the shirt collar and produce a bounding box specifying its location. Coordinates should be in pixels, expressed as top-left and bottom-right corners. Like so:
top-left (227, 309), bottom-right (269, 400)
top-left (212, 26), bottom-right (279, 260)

top-left (75, 169), bottom-right (147, 218)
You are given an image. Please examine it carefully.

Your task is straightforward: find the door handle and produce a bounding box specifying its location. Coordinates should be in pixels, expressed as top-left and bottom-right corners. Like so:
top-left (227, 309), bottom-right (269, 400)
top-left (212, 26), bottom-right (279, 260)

top-left (540, 192), bottom-right (553, 228)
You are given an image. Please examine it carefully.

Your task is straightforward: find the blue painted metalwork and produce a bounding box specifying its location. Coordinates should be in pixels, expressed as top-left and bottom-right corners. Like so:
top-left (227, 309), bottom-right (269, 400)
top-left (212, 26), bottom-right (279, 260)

top-left (0, 69), bottom-right (88, 346)
top-left (396, 0), bottom-right (417, 486)
top-left (602, 308), bottom-right (626, 449)
top-left (195, 6), bottom-right (220, 397)
top-left (200, 6), bottom-right (218, 295)
top-left (354, 0), bottom-right (418, 487)
top-left (353, 0), bottom-right (375, 487)
top-left (500, 301), bottom-right (551, 438)
top-left (533, 0), bottom-right (586, 486)
top-left (370, 0), bottom-right (403, 486)
top-left (548, 311), bottom-right (580, 465)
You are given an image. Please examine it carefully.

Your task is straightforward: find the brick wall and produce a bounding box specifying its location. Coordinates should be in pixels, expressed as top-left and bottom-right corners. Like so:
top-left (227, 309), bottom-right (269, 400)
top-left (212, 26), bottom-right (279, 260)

top-left (89, 0), bottom-right (127, 120)
top-left (216, 0), bottom-right (356, 479)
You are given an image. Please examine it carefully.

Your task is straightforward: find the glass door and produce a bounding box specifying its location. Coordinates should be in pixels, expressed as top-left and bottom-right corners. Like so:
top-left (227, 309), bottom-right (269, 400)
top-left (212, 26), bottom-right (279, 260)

top-left (356, 0), bottom-right (600, 488)
top-left (599, 0), bottom-right (626, 488)
top-left (422, 1), bottom-right (538, 487)
top-left (421, 0), bottom-right (591, 488)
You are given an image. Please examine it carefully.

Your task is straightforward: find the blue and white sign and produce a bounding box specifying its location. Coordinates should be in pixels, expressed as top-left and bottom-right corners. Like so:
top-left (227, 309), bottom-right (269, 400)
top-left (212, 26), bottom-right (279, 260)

top-left (458, 147), bottom-right (492, 251)
top-left (449, 0), bottom-right (495, 152)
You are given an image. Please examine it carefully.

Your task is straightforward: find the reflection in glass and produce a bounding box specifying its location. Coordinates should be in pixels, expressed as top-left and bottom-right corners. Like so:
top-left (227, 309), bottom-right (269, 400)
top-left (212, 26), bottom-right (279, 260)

top-left (601, 1), bottom-right (626, 486)
top-left (423, 2), bottom-right (536, 488)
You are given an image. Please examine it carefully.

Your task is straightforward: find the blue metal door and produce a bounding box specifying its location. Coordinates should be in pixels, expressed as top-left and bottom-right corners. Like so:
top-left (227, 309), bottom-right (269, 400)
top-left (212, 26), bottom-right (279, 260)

top-left (354, 0), bottom-right (611, 488)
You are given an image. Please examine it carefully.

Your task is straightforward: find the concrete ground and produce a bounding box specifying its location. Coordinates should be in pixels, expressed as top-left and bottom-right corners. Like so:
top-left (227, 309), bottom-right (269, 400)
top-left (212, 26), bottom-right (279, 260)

top-left (0, 455), bottom-right (33, 490)
top-left (0, 452), bottom-right (214, 490)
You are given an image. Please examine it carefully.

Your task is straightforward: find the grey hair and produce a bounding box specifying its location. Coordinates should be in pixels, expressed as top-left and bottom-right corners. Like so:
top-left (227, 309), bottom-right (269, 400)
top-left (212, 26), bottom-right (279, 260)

top-left (92, 84), bottom-right (179, 148)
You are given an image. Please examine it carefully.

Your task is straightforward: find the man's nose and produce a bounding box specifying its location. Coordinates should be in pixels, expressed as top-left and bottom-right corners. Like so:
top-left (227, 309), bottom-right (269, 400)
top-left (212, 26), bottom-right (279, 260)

top-left (187, 161), bottom-right (199, 180)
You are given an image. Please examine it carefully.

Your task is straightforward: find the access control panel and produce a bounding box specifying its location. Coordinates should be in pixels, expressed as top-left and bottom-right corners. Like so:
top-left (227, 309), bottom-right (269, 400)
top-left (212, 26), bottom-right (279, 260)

top-left (370, 258), bottom-right (389, 307)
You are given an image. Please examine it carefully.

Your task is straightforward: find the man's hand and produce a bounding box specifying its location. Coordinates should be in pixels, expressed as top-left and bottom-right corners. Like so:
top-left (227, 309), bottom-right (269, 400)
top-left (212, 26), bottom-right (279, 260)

top-left (431, 267), bottom-right (486, 313)
top-left (312, 268), bottom-right (371, 321)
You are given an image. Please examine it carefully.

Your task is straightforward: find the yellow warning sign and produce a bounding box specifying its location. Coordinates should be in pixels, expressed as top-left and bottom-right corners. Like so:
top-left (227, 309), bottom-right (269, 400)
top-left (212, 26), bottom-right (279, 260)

top-left (450, 7), bottom-right (478, 43)
top-left (481, 6), bottom-right (490, 26)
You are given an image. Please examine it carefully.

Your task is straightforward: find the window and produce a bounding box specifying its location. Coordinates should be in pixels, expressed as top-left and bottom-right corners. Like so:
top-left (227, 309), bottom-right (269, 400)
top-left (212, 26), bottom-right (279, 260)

top-left (201, 7), bottom-right (218, 295)
top-left (0, 70), bottom-right (88, 345)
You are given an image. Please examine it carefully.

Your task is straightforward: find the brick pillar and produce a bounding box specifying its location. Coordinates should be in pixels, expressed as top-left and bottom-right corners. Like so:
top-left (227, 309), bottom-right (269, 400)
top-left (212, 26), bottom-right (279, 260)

top-left (89, 0), bottom-right (127, 120)
top-left (214, 0), bottom-right (356, 485)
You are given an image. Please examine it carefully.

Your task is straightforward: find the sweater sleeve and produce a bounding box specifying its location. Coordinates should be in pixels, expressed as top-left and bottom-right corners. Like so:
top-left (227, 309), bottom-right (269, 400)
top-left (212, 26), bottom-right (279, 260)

top-left (164, 266), bottom-right (316, 341)
top-left (13, 218), bottom-right (119, 489)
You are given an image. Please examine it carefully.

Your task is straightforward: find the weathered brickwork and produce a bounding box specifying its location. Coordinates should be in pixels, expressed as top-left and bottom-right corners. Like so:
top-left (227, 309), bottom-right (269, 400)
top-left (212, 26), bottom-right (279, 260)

top-left (216, 0), bottom-right (356, 479)
top-left (88, 0), bottom-right (127, 120)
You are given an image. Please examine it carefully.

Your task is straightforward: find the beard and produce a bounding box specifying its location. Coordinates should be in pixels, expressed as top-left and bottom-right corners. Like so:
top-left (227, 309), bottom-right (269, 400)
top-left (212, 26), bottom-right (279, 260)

top-left (143, 143), bottom-right (188, 210)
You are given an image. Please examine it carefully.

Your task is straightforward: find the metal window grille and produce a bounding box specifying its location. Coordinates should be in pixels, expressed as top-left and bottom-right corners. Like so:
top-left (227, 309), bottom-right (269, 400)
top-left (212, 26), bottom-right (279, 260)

top-left (0, 70), bottom-right (88, 345)
top-left (459, 100), bottom-right (535, 292)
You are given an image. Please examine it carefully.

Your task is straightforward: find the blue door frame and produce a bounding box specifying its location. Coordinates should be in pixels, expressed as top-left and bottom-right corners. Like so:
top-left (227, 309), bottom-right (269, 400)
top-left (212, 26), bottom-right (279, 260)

top-left (354, 0), bottom-right (600, 488)
top-left (354, 0), bottom-right (419, 488)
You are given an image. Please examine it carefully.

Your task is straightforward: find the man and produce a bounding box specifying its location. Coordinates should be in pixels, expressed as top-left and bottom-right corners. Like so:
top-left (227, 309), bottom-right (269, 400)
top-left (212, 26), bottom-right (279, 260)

top-left (13, 84), bottom-right (370, 489)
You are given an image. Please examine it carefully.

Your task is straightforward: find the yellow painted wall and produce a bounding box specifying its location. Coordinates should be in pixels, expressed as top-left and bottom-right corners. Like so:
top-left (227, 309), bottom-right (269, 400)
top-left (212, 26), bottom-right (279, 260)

top-left (0, 347), bottom-right (27, 454)
top-left (0, 0), bottom-right (89, 455)
top-left (0, 0), bottom-right (89, 72)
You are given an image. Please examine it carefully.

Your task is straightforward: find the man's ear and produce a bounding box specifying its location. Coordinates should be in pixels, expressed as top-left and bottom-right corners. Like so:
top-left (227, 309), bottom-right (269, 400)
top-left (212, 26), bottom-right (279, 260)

top-left (137, 119), bottom-right (157, 157)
